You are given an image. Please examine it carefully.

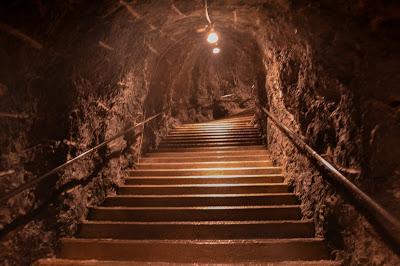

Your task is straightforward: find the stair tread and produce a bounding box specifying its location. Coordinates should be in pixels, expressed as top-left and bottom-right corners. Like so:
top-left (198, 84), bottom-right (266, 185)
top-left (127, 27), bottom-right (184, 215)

top-left (158, 145), bottom-right (265, 150)
top-left (36, 258), bottom-right (341, 266)
top-left (126, 174), bottom-right (283, 179)
top-left (129, 167), bottom-right (281, 171)
top-left (106, 193), bottom-right (295, 198)
top-left (120, 183), bottom-right (287, 187)
top-left (136, 162), bottom-right (274, 170)
top-left (145, 150), bottom-right (268, 156)
top-left (89, 205), bottom-right (301, 210)
top-left (165, 134), bottom-right (261, 138)
top-left (138, 160), bottom-right (271, 165)
top-left (62, 237), bottom-right (323, 243)
top-left (55, 237), bottom-right (330, 263)
top-left (81, 220), bottom-right (311, 225)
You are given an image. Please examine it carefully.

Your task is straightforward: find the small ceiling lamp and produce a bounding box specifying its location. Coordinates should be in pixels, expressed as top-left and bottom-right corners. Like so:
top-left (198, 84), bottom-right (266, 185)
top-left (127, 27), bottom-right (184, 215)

top-left (204, 0), bottom-right (219, 44)
top-left (212, 47), bottom-right (221, 54)
top-left (207, 31), bottom-right (218, 44)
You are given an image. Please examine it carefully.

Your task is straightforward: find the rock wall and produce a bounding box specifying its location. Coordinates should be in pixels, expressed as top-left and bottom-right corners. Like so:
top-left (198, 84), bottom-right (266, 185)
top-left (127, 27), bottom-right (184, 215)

top-left (254, 1), bottom-right (400, 264)
top-left (0, 1), bottom-right (168, 264)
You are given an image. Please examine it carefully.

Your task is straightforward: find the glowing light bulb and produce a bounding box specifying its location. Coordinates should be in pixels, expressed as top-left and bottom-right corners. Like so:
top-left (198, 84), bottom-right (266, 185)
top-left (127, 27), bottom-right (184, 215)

top-left (207, 32), bottom-right (219, 43)
top-left (213, 47), bottom-right (221, 54)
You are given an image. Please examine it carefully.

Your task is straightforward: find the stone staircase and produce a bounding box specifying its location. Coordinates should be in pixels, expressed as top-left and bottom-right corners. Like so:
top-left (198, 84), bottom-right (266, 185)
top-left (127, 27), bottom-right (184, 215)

top-left (37, 115), bottom-right (340, 265)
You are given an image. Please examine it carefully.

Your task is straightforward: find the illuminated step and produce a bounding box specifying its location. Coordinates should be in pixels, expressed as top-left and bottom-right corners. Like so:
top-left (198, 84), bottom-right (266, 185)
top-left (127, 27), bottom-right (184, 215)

top-left (140, 154), bottom-right (269, 163)
top-left (136, 160), bottom-right (273, 169)
top-left (56, 238), bottom-right (331, 263)
top-left (78, 220), bottom-right (315, 239)
top-left (144, 149), bottom-right (269, 158)
top-left (125, 174), bottom-right (283, 185)
top-left (102, 193), bottom-right (298, 207)
top-left (117, 183), bottom-right (289, 195)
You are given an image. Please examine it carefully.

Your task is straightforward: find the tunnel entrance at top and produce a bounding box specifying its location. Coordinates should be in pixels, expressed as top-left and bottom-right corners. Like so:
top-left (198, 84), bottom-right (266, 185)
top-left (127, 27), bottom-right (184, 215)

top-left (145, 25), bottom-right (267, 123)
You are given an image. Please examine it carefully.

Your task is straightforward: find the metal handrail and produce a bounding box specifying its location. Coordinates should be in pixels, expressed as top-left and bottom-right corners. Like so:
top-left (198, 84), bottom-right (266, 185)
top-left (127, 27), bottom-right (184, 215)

top-left (0, 112), bottom-right (162, 203)
top-left (260, 106), bottom-right (400, 247)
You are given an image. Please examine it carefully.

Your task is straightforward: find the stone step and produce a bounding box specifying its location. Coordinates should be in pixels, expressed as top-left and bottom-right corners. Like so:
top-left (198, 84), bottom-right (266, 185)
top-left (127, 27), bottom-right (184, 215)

top-left (181, 119), bottom-right (253, 125)
top-left (78, 220), bottom-right (315, 239)
top-left (157, 145), bottom-right (266, 152)
top-left (165, 133), bottom-right (261, 140)
top-left (159, 141), bottom-right (262, 148)
top-left (127, 167), bottom-right (281, 177)
top-left (181, 118), bottom-right (253, 124)
top-left (169, 124), bottom-right (259, 131)
top-left (144, 149), bottom-right (268, 158)
top-left (57, 238), bottom-right (330, 263)
top-left (36, 258), bottom-right (342, 265)
top-left (168, 129), bottom-right (259, 134)
top-left (188, 122), bottom-right (253, 127)
top-left (170, 126), bottom-right (257, 130)
top-left (173, 125), bottom-right (256, 129)
top-left (102, 193), bottom-right (298, 207)
top-left (139, 154), bottom-right (269, 163)
top-left (136, 161), bottom-right (273, 169)
top-left (188, 116), bottom-right (254, 123)
top-left (178, 122), bottom-right (252, 127)
top-left (162, 137), bottom-right (262, 144)
top-left (117, 183), bottom-right (290, 195)
top-left (167, 131), bottom-right (260, 137)
top-left (124, 174), bottom-right (284, 185)
top-left (87, 205), bottom-right (302, 222)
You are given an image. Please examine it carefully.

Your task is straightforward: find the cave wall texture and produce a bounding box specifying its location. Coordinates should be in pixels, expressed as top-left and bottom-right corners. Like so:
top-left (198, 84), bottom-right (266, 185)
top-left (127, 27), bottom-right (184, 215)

top-left (0, 0), bottom-right (399, 265)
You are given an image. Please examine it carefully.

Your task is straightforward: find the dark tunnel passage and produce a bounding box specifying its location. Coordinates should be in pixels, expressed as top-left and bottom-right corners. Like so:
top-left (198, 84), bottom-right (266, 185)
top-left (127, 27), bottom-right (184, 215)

top-left (0, 0), bottom-right (400, 265)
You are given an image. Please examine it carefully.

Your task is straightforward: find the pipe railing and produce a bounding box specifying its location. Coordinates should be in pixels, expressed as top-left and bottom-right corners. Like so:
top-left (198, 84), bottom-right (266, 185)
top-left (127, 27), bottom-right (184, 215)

top-left (260, 106), bottom-right (400, 247)
top-left (0, 112), bottom-right (162, 203)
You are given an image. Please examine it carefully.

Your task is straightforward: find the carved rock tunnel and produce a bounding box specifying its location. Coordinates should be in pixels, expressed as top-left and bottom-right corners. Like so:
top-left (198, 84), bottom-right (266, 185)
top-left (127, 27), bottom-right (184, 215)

top-left (0, 0), bottom-right (400, 265)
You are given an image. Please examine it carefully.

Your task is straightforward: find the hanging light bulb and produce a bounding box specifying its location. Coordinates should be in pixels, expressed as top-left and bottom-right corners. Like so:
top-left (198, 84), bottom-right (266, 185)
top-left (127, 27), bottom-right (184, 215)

top-left (207, 31), bottom-right (218, 44)
top-left (212, 47), bottom-right (221, 54)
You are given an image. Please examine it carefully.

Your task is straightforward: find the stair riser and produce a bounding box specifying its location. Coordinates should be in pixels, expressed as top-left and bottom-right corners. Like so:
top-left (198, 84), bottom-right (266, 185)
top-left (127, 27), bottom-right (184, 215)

top-left (128, 168), bottom-right (281, 176)
top-left (136, 161), bottom-right (273, 169)
top-left (125, 175), bottom-right (284, 185)
top-left (179, 120), bottom-right (252, 124)
top-left (184, 119), bottom-right (252, 123)
top-left (168, 130), bottom-right (259, 135)
top-left (59, 239), bottom-right (329, 262)
top-left (189, 119), bottom-right (252, 123)
top-left (192, 116), bottom-right (254, 122)
top-left (172, 129), bottom-right (257, 133)
top-left (162, 138), bottom-right (262, 144)
top-left (103, 195), bottom-right (298, 207)
top-left (177, 124), bottom-right (253, 128)
top-left (160, 142), bottom-right (263, 148)
top-left (118, 185), bottom-right (289, 195)
top-left (145, 150), bottom-right (268, 158)
top-left (140, 155), bottom-right (269, 163)
top-left (165, 134), bottom-right (261, 140)
top-left (78, 222), bottom-right (315, 240)
top-left (167, 132), bottom-right (260, 138)
top-left (158, 146), bottom-right (266, 152)
top-left (163, 138), bottom-right (262, 144)
top-left (170, 126), bottom-right (257, 131)
top-left (88, 207), bottom-right (302, 222)
top-left (159, 141), bottom-right (262, 148)
top-left (181, 119), bottom-right (253, 124)
top-left (173, 125), bottom-right (256, 129)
